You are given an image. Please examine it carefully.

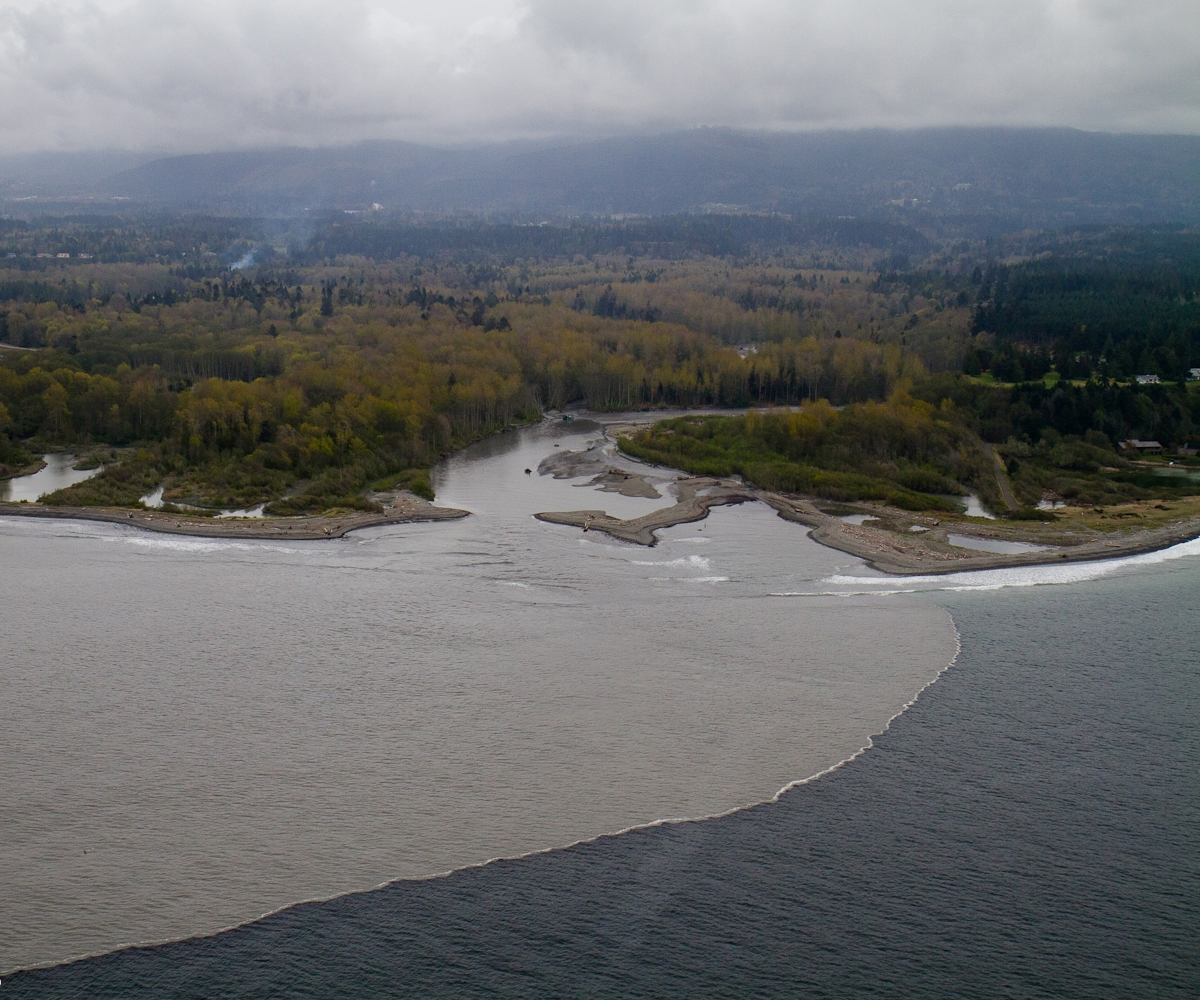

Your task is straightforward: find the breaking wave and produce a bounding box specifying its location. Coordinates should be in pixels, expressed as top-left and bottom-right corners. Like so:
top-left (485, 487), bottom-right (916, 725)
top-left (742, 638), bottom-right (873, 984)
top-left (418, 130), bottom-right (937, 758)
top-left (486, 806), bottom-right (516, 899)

top-left (772, 537), bottom-right (1200, 596)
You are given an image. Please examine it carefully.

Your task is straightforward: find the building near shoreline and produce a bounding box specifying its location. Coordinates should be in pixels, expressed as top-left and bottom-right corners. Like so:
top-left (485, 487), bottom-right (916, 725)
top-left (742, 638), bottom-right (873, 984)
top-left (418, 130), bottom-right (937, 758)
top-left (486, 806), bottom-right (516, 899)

top-left (1122, 439), bottom-right (1164, 454)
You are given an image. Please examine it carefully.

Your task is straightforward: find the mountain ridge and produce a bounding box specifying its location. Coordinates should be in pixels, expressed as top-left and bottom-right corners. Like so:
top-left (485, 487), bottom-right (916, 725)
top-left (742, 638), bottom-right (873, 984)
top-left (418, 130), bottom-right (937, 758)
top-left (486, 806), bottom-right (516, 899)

top-left (3, 128), bottom-right (1199, 228)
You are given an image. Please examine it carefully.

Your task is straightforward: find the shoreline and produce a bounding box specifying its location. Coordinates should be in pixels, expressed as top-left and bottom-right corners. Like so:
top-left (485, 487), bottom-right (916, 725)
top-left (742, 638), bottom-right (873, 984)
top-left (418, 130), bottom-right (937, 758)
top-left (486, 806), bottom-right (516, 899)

top-left (4, 415), bottom-right (1199, 575)
top-left (535, 416), bottom-right (1200, 575)
top-left (534, 477), bottom-right (1200, 575)
top-left (0, 492), bottom-right (468, 540)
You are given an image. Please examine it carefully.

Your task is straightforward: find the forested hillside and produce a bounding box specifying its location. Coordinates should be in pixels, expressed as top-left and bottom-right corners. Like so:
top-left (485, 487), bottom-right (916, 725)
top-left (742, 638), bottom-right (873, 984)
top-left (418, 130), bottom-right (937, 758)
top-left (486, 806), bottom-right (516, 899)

top-left (838, 227), bottom-right (1200, 386)
top-left (8, 129), bottom-right (1197, 226)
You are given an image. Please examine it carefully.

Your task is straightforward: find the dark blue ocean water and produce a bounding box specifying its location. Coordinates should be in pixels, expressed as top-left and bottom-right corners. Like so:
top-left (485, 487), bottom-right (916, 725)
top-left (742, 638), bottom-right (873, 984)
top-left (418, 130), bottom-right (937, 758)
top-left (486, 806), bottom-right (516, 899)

top-left (9, 561), bottom-right (1199, 999)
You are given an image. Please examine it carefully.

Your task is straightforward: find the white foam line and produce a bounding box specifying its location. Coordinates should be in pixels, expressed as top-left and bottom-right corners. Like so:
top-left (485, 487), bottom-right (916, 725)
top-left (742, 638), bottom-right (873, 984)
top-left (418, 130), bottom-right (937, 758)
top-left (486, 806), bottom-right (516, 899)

top-left (820, 536), bottom-right (1200, 593)
top-left (0, 518), bottom-right (308, 557)
top-left (108, 535), bottom-right (301, 556)
top-left (10, 610), bottom-right (963, 977)
top-left (631, 555), bottom-right (711, 569)
top-left (771, 589), bottom-right (920, 598)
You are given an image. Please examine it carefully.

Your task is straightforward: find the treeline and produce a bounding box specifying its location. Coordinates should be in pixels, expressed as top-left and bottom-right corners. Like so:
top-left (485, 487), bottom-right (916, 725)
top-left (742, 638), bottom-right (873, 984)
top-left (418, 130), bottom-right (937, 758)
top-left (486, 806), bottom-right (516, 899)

top-left (911, 373), bottom-right (1200, 449)
top-left (301, 214), bottom-right (933, 266)
top-left (0, 212), bottom-right (934, 272)
top-left (0, 310), bottom-right (541, 510)
top-left (0, 272), bottom-right (303, 331)
top-left (968, 259), bottom-right (1200, 380)
top-left (3, 234), bottom-right (1195, 515)
top-left (0, 215), bottom-right (271, 267)
top-left (0, 254), bottom-right (969, 394)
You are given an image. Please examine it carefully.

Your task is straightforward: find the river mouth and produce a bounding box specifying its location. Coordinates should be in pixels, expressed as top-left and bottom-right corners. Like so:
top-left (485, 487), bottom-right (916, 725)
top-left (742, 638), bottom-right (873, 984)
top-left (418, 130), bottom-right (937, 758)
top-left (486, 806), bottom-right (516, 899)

top-left (0, 420), bottom-right (958, 974)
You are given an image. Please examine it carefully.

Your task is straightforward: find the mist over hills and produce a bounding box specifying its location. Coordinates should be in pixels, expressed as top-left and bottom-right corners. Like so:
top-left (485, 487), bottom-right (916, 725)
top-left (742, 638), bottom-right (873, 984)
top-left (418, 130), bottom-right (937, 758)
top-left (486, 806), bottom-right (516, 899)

top-left (3, 129), bottom-right (1200, 233)
top-left (0, 150), bottom-right (159, 200)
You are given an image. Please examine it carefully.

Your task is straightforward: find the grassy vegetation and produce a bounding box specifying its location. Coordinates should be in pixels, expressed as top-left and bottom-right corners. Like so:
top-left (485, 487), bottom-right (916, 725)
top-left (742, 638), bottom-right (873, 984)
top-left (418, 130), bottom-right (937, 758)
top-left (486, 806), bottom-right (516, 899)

top-left (998, 433), bottom-right (1200, 508)
top-left (620, 396), bottom-right (986, 512)
top-left (1046, 496), bottom-right (1200, 533)
top-left (369, 467), bottom-right (434, 501)
top-left (621, 390), bottom-right (1200, 517)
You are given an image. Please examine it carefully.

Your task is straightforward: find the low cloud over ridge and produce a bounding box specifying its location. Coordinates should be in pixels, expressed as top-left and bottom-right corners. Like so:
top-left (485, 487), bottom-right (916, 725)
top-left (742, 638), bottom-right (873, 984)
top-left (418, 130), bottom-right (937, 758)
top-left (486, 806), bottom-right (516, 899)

top-left (1, 0), bottom-right (1198, 153)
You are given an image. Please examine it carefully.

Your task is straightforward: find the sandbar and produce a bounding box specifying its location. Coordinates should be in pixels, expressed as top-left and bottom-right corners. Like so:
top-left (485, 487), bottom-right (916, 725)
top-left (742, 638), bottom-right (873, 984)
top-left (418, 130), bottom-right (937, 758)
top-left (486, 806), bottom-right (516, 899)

top-left (0, 491), bottom-right (468, 539)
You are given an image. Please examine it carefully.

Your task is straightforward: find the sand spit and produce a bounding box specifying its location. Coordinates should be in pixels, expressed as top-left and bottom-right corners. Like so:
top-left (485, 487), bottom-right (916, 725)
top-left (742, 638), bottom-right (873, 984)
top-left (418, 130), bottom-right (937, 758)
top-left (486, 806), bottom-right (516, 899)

top-left (538, 440), bottom-right (611, 480)
top-left (536, 480), bottom-right (1200, 576)
top-left (0, 491), bottom-right (468, 540)
top-left (537, 440), bottom-right (663, 499)
top-left (535, 478), bottom-right (752, 544)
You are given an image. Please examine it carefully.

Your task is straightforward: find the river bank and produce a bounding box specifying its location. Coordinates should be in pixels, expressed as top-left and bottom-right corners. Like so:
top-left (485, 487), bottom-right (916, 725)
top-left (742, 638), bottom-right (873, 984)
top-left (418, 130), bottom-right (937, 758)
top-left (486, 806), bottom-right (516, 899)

top-left (0, 491), bottom-right (468, 539)
top-left (4, 415), bottom-right (1200, 573)
top-left (532, 418), bottom-right (1200, 575)
top-left (534, 478), bottom-right (1200, 574)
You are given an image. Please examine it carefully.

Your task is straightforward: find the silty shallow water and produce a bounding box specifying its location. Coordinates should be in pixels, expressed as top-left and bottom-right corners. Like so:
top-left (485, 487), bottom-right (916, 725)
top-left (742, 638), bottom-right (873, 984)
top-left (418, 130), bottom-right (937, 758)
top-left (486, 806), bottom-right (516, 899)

top-left (0, 418), bottom-right (957, 973)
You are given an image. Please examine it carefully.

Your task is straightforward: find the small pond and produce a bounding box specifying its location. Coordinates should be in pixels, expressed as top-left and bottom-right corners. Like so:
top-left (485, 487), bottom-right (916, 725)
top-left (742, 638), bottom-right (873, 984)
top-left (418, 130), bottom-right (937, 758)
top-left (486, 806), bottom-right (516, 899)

top-left (1153, 466), bottom-right (1200, 484)
top-left (935, 493), bottom-right (996, 518)
top-left (140, 485), bottom-right (266, 518)
top-left (947, 533), bottom-right (1051, 555)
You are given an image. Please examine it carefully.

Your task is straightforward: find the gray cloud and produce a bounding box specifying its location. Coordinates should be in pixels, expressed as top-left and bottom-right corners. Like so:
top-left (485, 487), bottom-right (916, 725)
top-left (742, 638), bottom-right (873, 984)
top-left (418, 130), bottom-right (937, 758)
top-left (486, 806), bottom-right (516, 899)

top-left (0, 0), bottom-right (1197, 153)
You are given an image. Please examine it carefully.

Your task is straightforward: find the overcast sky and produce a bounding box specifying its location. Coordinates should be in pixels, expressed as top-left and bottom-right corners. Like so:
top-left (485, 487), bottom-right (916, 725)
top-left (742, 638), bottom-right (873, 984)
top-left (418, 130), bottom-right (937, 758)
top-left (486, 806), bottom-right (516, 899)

top-left (1, 0), bottom-right (1198, 153)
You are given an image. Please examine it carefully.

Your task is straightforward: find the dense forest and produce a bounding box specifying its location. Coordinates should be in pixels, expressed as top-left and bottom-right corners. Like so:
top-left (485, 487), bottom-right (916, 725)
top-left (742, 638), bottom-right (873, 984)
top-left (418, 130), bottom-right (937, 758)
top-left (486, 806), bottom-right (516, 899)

top-left (872, 227), bottom-right (1200, 383)
top-left (1, 216), bottom-right (1197, 514)
top-left (0, 213), bottom-right (931, 270)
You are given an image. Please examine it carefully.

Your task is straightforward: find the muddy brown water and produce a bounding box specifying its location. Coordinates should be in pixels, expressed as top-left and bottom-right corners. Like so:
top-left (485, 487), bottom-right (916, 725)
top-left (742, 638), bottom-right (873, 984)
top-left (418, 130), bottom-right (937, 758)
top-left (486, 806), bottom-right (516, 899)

top-left (0, 419), bottom-right (958, 973)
